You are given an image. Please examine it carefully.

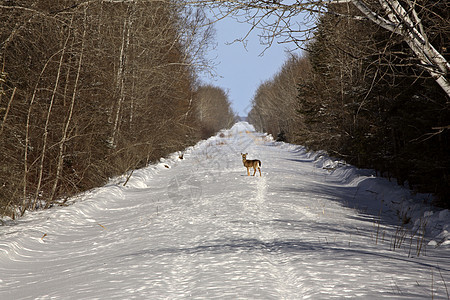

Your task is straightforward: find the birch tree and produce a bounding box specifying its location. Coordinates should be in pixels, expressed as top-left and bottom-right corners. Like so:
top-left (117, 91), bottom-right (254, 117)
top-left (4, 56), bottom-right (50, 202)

top-left (195, 0), bottom-right (449, 99)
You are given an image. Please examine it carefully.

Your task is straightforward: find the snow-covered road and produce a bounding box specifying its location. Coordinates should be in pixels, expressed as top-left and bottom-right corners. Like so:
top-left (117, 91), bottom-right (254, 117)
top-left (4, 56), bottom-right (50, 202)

top-left (1, 122), bottom-right (449, 299)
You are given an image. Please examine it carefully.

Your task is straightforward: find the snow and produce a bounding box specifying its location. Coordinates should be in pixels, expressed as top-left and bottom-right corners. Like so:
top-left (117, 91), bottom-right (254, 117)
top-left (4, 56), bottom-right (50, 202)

top-left (1, 121), bottom-right (449, 299)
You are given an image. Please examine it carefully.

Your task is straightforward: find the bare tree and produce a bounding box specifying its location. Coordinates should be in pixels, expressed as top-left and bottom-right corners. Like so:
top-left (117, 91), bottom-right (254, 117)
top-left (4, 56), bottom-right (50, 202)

top-left (0, 0), bottom-right (216, 218)
top-left (248, 54), bottom-right (310, 141)
top-left (194, 84), bottom-right (236, 137)
top-left (193, 0), bottom-right (449, 98)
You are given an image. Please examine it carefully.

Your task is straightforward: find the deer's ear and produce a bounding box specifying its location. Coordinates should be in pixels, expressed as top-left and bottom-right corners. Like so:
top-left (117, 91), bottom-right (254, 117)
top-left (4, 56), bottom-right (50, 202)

top-left (245, 153), bottom-right (248, 155)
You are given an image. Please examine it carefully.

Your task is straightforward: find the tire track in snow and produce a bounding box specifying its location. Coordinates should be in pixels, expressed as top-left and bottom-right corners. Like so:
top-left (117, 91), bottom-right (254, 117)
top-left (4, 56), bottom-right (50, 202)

top-left (244, 173), bottom-right (304, 298)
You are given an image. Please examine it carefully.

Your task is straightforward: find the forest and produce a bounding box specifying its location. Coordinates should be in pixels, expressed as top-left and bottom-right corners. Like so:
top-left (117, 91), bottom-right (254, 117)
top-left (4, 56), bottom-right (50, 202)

top-left (248, 1), bottom-right (449, 207)
top-left (0, 0), bottom-right (235, 218)
top-left (1, 0), bottom-right (449, 218)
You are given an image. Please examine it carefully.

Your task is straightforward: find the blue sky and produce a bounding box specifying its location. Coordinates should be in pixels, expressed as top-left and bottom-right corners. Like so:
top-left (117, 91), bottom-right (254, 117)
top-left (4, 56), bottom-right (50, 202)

top-left (201, 16), bottom-right (301, 117)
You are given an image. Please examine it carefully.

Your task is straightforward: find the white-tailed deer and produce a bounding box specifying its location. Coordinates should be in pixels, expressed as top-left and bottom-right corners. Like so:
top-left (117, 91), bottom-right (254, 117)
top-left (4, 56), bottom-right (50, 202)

top-left (241, 153), bottom-right (262, 176)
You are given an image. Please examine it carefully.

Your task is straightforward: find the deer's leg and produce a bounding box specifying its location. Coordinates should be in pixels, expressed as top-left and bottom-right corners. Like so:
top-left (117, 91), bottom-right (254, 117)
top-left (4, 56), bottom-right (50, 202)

top-left (253, 167), bottom-right (257, 176)
top-left (258, 167), bottom-right (261, 176)
top-left (247, 167), bottom-right (250, 176)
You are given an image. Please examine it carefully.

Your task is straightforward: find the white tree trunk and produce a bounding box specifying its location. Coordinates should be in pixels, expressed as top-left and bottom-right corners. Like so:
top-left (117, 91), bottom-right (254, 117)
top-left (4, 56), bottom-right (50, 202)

top-left (49, 11), bottom-right (87, 205)
top-left (111, 8), bottom-right (132, 148)
top-left (32, 29), bottom-right (71, 210)
top-left (351, 0), bottom-right (450, 97)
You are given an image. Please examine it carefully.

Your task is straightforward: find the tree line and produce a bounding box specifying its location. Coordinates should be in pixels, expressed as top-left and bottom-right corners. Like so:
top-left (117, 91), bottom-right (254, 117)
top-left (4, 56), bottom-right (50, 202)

top-left (0, 0), bottom-right (235, 219)
top-left (249, 1), bottom-right (449, 207)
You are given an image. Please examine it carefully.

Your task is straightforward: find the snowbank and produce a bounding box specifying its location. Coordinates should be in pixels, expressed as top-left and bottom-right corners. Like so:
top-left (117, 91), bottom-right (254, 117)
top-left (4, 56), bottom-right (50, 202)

top-left (3, 121), bottom-right (449, 249)
top-left (274, 138), bottom-right (450, 249)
